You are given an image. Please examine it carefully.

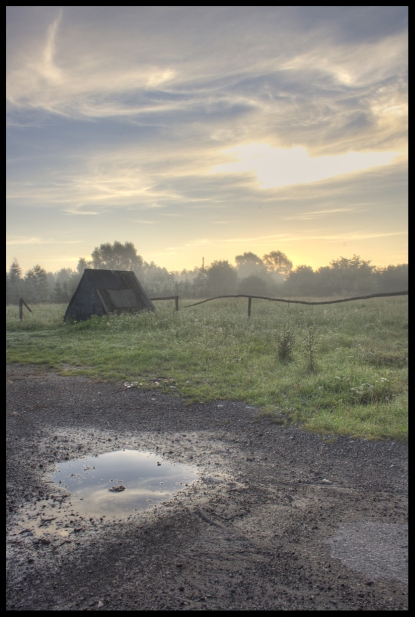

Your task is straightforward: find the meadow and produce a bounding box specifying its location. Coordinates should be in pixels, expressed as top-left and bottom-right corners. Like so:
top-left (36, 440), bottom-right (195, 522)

top-left (6, 296), bottom-right (408, 440)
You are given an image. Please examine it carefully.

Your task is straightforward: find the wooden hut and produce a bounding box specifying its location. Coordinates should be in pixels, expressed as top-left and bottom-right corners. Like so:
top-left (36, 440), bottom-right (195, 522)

top-left (64, 269), bottom-right (155, 322)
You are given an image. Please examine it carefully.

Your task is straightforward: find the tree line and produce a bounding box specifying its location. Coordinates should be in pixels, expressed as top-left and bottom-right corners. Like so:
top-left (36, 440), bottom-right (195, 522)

top-left (6, 241), bottom-right (408, 305)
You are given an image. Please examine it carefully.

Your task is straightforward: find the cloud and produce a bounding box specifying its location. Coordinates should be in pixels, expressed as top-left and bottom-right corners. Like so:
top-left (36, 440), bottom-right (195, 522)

top-left (6, 7), bottom-right (407, 273)
top-left (6, 236), bottom-right (44, 246)
top-left (6, 235), bottom-right (82, 245)
top-left (210, 144), bottom-right (400, 189)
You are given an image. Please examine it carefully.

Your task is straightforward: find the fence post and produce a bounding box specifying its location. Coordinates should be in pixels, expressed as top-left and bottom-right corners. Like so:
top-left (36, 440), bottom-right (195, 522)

top-left (18, 297), bottom-right (32, 320)
top-left (248, 297), bottom-right (252, 317)
top-left (175, 296), bottom-right (179, 312)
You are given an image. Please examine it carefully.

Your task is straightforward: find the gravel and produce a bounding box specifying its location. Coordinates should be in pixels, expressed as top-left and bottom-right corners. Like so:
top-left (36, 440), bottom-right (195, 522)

top-left (7, 364), bottom-right (408, 611)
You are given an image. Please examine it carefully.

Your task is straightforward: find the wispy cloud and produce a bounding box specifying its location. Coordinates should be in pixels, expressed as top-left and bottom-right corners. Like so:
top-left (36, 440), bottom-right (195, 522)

top-left (6, 235), bottom-right (82, 245)
top-left (6, 7), bottom-right (407, 272)
top-left (210, 145), bottom-right (401, 189)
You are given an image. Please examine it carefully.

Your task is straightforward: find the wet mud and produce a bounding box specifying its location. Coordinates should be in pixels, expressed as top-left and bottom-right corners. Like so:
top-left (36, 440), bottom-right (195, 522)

top-left (7, 364), bottom-right (408, 611)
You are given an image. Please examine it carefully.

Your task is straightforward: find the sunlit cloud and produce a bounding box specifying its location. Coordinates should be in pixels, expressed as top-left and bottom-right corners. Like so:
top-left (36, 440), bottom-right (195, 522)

top-left (6, 236), bottom-right (82, 246)
top-left (6, 7), bottom-right (407, 272)
top-left (6, 236), bottom-right (44, 246)
top-left (284, 207), bottom-right (360, 220)
top-left (64, 209), bottom-right (100, 216)
top-left (210, 144), bottom-right (400, 189)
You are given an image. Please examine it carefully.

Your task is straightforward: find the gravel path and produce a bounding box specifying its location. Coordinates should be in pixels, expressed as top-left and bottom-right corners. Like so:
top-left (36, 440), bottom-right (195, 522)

top-left (6, 364), bottom-right (408, 611)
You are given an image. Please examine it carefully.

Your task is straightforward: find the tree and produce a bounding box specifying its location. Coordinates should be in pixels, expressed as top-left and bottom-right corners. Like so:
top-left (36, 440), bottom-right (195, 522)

top-left (9, 258), bottom-right (22, 283)
top-left (77, 257), bottom-right (93, 274)
top-left (90, 241), bottom-right (144, 271)
top-left (327, 255), bottom-right (376, 294)
top-left (7, 258), bottom-right (22, 304)
top-left (375, 264), bottom-right (408, 293)
top-left (284, 266), bottom-right (316, 297)
top-left (262, 251), bottom-right (293, 278)
top-left (206, 260), bottom-right (238, 295)
top-left (53, 281), bottom-right (66, 303)
top-left (237, 275), bottom-right (268, 296)
top-left (235, 252), bottom-right (268, 280)
top-left (142, 262), bottom-right (174, 296)
top-left (24, 265), bottom-right (49, 303)
top-left (190, 268), bottom-right (209, 298)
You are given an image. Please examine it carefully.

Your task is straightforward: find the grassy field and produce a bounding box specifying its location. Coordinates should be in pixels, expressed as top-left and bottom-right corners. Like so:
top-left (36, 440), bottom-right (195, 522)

top-left (6, 296), bottom-right (408, 440)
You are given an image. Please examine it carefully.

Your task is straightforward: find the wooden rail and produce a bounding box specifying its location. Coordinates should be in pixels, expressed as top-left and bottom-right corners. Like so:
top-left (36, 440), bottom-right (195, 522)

top-left (150, 295), bottom-right (179, 311)
top-left (183, 291), bottom-right (408, 317)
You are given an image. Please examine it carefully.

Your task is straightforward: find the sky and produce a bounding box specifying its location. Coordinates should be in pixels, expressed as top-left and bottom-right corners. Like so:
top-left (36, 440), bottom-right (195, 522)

top-left (6, 6), bottom-right (408, 274)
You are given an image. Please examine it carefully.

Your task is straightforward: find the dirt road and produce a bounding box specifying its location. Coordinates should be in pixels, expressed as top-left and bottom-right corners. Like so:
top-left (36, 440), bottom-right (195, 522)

top-left (6, 364), bottom-right (408, 611)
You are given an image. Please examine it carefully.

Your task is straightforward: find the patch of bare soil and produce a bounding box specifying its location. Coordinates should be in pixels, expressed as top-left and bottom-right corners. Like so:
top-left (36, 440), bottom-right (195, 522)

top-left (6, 364), bottom-right (408, 611)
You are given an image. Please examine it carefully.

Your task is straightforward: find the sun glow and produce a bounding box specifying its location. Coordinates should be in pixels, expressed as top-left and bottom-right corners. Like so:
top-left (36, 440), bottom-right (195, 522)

top-left (210, 144), bottom-right (401, 189)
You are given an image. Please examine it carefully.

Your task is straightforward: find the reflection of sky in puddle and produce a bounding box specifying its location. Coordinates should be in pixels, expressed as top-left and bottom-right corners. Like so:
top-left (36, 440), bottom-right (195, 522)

top-left (53, 450), bottom-right (199, 518)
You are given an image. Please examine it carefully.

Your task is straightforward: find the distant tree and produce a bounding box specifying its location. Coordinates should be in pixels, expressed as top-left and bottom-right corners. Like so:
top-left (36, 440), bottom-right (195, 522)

top-left (24, 265), bottom-right (49, 303)
top-left (46, 272), bottom-right (55, 301)
top-left (284, 266), bottom-right (316, 296)
top-left (173, 268), bottom-right (202, 298)
top-left (313, 266), bottom-right (333, 296)
top-left (190, 268), bottom-right (209, 298)
top-left (327, 255), bottom-right (376, 295)
top-left (262, 251), bottom-right (293, 278)
top-left (90, 241), bottom-right (144, 271)
top-left (55, 268), bottom-right (74, 285)
top-left (206, 260), bottom-right (238, 295)
top-left (374, 264), bottom-right (408, 293)
top-left (77, 257), bottom-right (93, 274)
top-left (9, 258), bottom-right (22, 283)
top-left (53, 280), bottom-right (66, 303)
top-left (142, 262), bottom-right (174, 296)
top-left (237, 275), bottom-right (268, 296)
top-left (7, 258), bottom-right (23, 304)
top-left (235, 252), bottom-right (268, 280)
top-left (6, 273), bottom-right (10, 305)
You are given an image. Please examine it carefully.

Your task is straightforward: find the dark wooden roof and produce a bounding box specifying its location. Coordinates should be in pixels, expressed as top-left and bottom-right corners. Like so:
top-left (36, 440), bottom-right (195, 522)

top-left (64, 269), bottom-right (154, 322)
top-left (84, 269), bottom-right (154, 312)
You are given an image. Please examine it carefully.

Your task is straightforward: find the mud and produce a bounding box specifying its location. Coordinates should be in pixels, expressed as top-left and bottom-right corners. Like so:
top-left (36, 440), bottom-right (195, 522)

top-left (6, 364), bottom-right (408, 611)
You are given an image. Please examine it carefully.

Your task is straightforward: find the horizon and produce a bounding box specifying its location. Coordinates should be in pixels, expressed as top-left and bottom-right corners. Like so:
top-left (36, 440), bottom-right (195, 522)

top-left (7, 7), bottom-right (408, 274)
top-left (6, 246), bottom-right (407, 277)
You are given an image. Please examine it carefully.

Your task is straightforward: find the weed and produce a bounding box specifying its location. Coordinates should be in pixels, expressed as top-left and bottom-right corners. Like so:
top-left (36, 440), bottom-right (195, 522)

top-left (303, 327), bottom-right (317, 373)
top-left (276, 326), bottom-right (295, 362)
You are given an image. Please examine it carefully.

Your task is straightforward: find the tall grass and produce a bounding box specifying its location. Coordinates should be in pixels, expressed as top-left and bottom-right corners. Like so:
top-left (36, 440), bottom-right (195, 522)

top-left (6, 296), bottom-right (408, 440)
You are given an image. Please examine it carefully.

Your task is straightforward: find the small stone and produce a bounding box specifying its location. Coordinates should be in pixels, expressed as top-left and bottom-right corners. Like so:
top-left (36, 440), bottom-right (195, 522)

top-left (321, 479), bottom-right (332, 484)
top-left (108, 484), bottom-right (125, 492)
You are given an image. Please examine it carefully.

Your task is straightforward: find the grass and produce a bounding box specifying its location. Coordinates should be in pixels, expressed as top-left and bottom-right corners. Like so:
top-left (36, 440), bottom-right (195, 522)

top-left (6, 296), bottom-right (408, 441)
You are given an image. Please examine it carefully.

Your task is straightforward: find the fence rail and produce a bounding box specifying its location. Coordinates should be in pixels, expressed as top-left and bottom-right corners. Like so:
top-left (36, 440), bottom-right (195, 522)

top-left (150, 295), bottom-right (179, 311)
top-left (183, 291), bottom-right (408, 317)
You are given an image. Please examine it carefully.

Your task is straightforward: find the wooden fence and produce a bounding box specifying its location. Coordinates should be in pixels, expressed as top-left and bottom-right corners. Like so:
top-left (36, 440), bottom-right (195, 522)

top-left (183, 291), bottom-right (408, 317)
top-left (18, 297), bottom-right (33, 320)
top-left (150, 295), bottom-right (179, 311)
top-left (15, 291), bottom-right (407, 319)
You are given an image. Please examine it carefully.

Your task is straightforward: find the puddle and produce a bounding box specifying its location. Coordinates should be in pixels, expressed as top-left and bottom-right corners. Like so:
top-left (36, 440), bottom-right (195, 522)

top-left (12, 450), bottom-right (199, 538)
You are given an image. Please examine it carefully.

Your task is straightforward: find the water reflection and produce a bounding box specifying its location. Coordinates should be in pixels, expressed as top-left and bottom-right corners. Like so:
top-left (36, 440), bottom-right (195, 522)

top-left (53, 449), bottom-right (198, 518)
